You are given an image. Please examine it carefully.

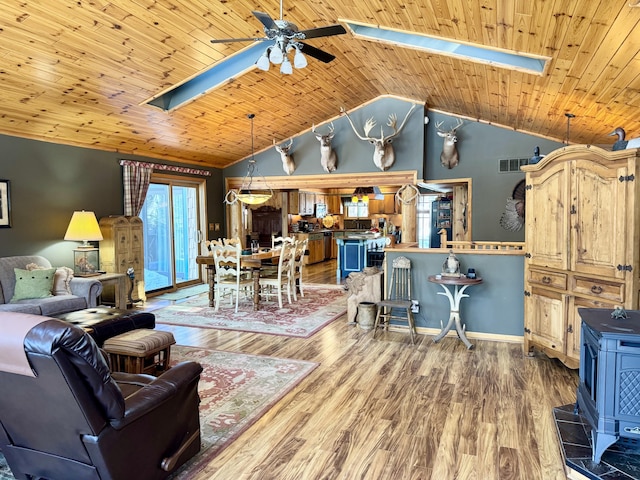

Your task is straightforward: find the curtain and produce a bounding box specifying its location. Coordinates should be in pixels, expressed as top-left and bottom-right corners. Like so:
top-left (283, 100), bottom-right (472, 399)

top-left (121, 162), bottom-right (153, 216)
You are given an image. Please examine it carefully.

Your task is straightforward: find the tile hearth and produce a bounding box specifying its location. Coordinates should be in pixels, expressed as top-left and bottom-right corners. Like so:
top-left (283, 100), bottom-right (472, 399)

top-left (554, 404), bottom-right (640, 479)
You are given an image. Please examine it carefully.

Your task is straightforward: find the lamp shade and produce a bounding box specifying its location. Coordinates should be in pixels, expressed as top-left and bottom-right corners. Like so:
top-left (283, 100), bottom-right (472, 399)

top-left (64, 211), bottom-right (103, 245)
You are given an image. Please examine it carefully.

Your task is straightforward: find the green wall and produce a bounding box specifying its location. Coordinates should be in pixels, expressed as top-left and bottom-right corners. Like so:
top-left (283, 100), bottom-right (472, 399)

top-left (0, 134), bottom-right (223, 267)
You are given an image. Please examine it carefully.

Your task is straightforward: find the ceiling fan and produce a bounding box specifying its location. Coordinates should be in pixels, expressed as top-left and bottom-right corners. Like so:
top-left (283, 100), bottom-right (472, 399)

top-left (210, 0), bottom-right (346, 74)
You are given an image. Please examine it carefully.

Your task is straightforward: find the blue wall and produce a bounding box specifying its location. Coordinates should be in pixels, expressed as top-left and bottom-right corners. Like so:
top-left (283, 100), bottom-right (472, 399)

top-left (386, 250), bottom-right (525, 337)
top-left (225, 96), bottom-right (427, 178)
top-left (225, 95), bottom-right (565, 242)
top-left (425, 111), bottom-right (563, 241)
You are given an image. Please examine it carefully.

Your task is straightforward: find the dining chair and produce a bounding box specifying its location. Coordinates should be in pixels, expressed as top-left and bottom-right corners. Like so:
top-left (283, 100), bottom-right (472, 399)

top-left (259, 241), bottom-right (295, 308)
top-left (204, 238), bottom-right (223, 253)
top-left (213, 243), bottom-right (253, 312)
top-left (222, 237), bottom-right (242, 247)
top-left (373, 255), bottom-right (417, 344)
top-left (291, 238), bottom-right (308, 301)
top-left (271, 235), bottom-right (295, 250)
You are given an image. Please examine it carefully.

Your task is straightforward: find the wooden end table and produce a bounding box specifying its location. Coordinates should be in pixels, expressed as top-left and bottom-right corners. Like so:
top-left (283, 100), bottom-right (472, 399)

top-left (95, 272), bottom-right (128, 310)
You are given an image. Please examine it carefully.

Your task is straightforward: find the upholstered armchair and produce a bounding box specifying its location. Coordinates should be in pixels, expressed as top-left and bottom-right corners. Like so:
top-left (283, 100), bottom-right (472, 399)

top-left (0, 313), bottom-right (202, 480)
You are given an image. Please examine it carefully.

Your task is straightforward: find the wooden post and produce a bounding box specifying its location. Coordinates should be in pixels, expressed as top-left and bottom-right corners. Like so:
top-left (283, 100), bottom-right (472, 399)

top-left (400, 187), bottom-right (417, 243)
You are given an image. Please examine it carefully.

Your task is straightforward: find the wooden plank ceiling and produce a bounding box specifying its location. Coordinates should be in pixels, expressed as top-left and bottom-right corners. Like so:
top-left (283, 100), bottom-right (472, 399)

top-left (0, 0), bottom-right (638, 169)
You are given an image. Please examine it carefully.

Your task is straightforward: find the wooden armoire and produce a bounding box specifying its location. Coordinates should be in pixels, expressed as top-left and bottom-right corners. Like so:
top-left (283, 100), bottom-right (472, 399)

top-left (99, 215), bottom-right (146, 302)
top-left (521, 145), bottom-right (640, 369)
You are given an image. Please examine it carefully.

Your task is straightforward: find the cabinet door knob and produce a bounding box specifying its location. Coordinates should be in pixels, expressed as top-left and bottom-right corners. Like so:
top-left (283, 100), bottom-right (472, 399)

top-left (591, 285), bottom-right (603, 294)
top-left (542, 276), bottom-right (551, 284)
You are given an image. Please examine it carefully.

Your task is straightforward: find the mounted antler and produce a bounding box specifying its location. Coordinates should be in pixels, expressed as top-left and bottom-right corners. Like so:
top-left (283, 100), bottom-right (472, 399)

top-left (340, 104), bottom-right (418, 171)
top-left (312, 122), bottom-right (338, 173)
top-left (435, 118), bottom-right (464, 169)
top-left (273, 138), bottom-right (295, 175)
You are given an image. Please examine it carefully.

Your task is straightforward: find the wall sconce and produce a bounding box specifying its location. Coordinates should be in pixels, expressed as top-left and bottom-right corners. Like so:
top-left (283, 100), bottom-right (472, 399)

top-left (64, 210), bottom-right (103, 276)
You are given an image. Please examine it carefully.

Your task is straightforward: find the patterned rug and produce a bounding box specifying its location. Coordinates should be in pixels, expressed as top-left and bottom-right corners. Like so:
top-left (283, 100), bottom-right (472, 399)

top-left (0, 345), bottom-right (318, 480)
top-left (154, 284), bottom-right (347, 338)
top-left (154, 284), bottom-right (210, 301)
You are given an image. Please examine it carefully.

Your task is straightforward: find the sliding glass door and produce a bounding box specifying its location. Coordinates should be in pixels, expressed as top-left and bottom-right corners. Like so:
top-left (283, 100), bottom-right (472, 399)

top-left (140, 175), bottom-right (205, 293)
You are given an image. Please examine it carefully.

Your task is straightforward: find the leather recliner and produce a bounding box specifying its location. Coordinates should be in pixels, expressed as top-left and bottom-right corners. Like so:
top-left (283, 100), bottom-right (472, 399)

top-left (0, 313), bottom-right (202, 480)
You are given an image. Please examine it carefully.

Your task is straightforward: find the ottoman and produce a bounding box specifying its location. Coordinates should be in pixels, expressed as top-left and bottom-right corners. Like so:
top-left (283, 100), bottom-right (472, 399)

top-left (103, 329), bottom-right (176, 375)
top-left (54, 307), bottom-right (155, 346)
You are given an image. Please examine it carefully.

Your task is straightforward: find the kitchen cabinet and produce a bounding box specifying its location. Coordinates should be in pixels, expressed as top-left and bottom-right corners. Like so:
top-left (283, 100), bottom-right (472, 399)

top-left (299, 192), bottom-right (315, 216)
top-left (326, 194), bottom-right (341, 214)
top-left (368, 194), bottom-right (398, 214)
top-left (288, 190), bottom-right (299, 214)
top-left (522, 145), bottom-right (640, 369)
top-left (294, 232), bottom-right (324, 264)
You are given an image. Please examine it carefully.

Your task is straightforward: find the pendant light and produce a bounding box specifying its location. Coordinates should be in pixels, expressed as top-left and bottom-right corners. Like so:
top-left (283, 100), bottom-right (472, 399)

top-left (225, 114), bottom-right (273, 205)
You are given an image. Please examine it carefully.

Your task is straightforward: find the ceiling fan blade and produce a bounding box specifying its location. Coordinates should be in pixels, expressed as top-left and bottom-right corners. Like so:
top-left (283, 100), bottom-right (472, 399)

top-left (210, 37), bottom-right (269, 44)
top-left (252, 10), bottom-right (278, 30)
top-left (299, 42), bottom-right (336, 63)
top-left (299, 24), bottom-right (347, 39)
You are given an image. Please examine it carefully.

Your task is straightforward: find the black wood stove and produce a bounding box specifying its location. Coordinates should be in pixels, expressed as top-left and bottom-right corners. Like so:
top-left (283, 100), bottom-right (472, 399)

top-left (576, 308), bottom-right (640, 464)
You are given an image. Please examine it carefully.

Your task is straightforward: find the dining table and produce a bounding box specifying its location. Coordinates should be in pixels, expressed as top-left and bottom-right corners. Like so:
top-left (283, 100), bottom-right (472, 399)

top-left (196, 249), bottom-right (281, 311)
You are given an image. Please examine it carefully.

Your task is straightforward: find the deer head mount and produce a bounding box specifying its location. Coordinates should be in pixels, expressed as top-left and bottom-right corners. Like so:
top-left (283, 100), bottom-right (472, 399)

top-left (312, 122), bottom-right (338, 173)
top-left (273, 138), bottom-right (295, 175)
top-left (340, 104), bottom-right (418, 171)
top-left (435, 119), bottom-right (464, 169)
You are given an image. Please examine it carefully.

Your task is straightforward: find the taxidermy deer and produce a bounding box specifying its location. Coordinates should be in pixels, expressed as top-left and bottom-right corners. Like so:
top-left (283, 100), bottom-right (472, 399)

top-left (273, 138), bottom-right (295, 175)
top-left (312, 122), bottom-right (338, 173)
top-left (436, 119), bottom-right (464, 169)
top-left (340, 104), bottom-right (418, 171)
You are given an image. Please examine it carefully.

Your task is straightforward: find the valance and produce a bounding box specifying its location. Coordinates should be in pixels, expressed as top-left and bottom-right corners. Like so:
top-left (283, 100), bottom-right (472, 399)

top-left (119, 160), bottom-right (211, 177)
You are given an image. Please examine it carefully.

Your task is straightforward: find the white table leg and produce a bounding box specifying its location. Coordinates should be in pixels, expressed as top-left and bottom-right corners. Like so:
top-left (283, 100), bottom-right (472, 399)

top-left (432, 284), bottom-right (474, 349)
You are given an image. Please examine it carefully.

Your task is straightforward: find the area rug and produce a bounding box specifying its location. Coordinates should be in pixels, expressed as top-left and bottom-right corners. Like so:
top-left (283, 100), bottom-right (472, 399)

top-left (154, 284), bottom-right (209, 301)
top-left (0, 345), bottom-right (318, 480)
top-left (154, 284), bottom-right (347, 338)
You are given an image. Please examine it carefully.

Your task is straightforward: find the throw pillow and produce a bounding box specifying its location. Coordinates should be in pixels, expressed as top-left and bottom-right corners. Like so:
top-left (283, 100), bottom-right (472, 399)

top-left (25, 263), bottom-right (74, 295)
top-left (11, 267), bottom-right (56, 302)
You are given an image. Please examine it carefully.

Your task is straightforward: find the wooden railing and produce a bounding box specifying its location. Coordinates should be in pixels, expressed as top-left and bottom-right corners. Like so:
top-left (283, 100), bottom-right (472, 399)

top-left (444, 240), bottom-right (525, 251)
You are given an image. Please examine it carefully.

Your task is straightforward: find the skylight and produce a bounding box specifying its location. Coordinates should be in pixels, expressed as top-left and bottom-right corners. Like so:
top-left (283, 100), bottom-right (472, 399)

top-left (341, 20), bottom-right (548, 75)
top-left (143, 43), bottom-right (272, 112)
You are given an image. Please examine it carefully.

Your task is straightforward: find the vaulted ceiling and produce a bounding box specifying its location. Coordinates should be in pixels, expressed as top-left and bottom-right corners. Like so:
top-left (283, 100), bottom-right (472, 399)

top-left (1, 1), bottom-right (638, 169)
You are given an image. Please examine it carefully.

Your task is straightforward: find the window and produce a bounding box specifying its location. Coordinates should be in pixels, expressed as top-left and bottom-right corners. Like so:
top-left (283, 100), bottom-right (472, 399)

top-left (345, 201), bottom-right (369, 218)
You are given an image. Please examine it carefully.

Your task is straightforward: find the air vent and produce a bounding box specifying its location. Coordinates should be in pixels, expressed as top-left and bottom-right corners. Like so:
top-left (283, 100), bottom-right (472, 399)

top-left (499, 158), bottom-right (530, 173)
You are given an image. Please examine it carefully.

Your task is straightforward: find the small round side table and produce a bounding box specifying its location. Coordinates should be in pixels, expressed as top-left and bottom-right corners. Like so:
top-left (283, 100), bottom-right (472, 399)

top-left (428, 275), bottom-right (483, 349)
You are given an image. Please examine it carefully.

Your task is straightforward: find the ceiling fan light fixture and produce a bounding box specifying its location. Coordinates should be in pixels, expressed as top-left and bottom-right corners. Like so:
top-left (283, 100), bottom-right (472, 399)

top-left (293, 47), bottom-right (307, 69)
top-left (256, 49), bottom-right (271, 71)
top-left (280, 56), bottom-right (293, 74)
top-left (269, 45), bottom-right (284, 64)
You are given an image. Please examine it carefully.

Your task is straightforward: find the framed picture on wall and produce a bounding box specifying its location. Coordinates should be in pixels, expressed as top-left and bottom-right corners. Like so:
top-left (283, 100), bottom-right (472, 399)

top-left (0, 179), bottom-right (11, 228)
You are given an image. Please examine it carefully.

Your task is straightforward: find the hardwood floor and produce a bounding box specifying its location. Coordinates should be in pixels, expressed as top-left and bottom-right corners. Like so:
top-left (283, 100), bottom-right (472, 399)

top-left (147, 259), bottom-right (578, 480)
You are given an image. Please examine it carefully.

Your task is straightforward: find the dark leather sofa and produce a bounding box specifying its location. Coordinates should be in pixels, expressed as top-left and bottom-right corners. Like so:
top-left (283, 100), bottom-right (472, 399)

top-left (0, 313), bottom-right (202, 480)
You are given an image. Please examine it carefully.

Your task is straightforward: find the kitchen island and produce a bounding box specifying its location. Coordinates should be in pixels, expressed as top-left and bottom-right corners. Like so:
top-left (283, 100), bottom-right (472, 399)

top-left (334, 231), bottom-right (388, 279)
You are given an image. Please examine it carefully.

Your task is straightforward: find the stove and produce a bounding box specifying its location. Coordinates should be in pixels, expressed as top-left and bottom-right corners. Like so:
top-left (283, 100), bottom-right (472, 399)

top-left (575, 308), bottom-right (640, 464)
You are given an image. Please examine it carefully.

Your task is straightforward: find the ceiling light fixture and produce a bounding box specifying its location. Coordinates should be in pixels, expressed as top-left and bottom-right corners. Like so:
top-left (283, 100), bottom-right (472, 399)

top-left (565, 113), bottom-right (575, 145)
top-left (352, 187), bottom-right (374, 203)
top-left (225, 114), bottom-right (273, 206)
top-left (258, 40), bottom-right (306, 74)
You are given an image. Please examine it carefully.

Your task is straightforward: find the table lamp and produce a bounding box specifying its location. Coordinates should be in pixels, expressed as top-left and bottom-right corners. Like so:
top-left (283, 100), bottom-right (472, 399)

top-left (64, 210), bottom-right (103, 276)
